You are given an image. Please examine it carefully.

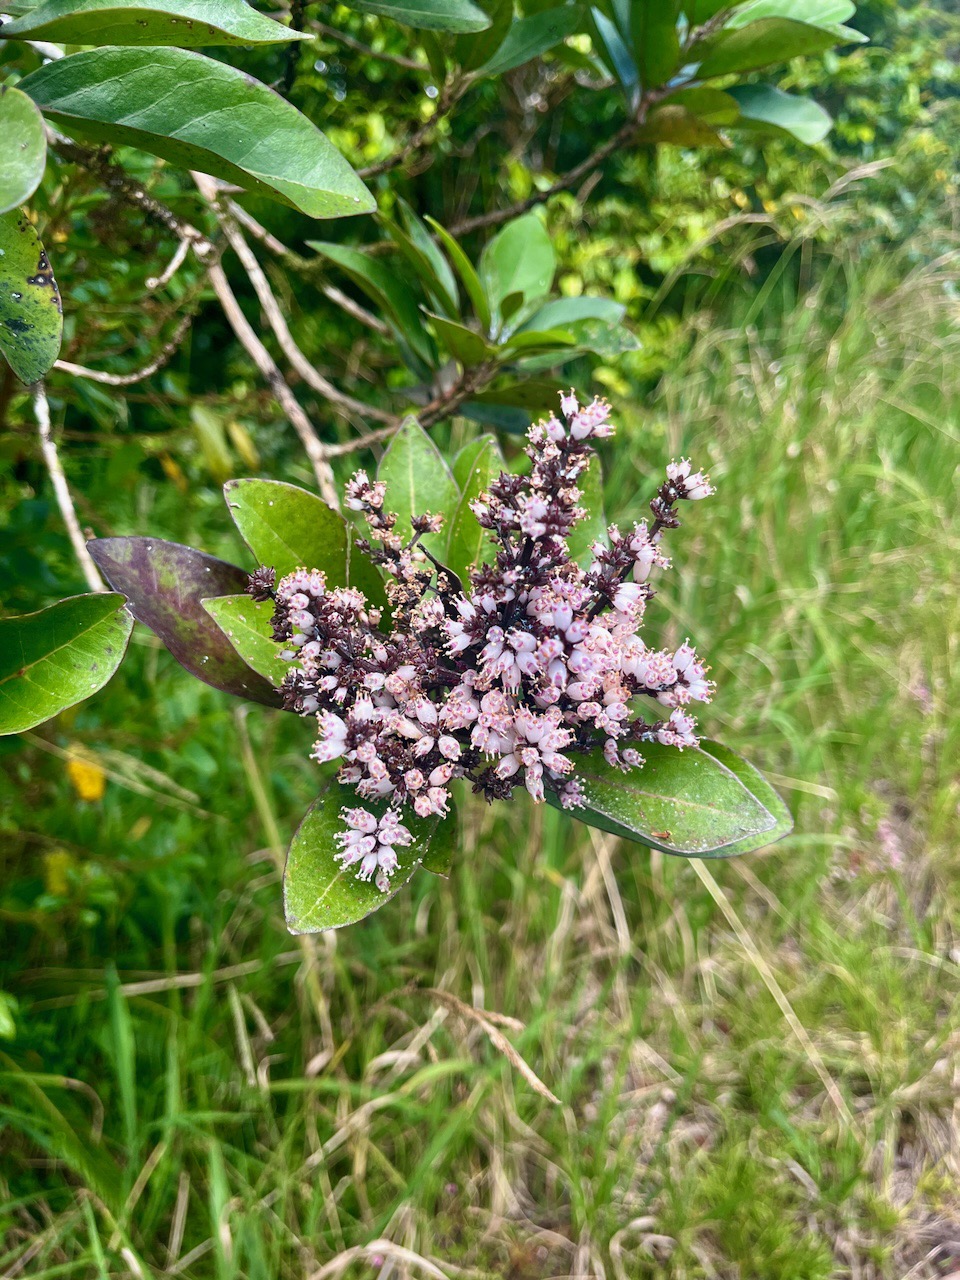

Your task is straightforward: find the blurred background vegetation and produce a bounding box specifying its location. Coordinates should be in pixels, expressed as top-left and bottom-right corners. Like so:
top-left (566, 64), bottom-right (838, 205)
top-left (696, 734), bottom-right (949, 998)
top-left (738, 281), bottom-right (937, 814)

top-left (2, 1), bottom-right (960, 1276)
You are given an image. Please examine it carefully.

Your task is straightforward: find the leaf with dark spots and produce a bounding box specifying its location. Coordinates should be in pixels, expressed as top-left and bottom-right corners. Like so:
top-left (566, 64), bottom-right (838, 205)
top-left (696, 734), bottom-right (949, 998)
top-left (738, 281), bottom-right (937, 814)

top-left (0, 210), bottom-right (63, 384)
top-left (87, 536), bottom-right (280, 706)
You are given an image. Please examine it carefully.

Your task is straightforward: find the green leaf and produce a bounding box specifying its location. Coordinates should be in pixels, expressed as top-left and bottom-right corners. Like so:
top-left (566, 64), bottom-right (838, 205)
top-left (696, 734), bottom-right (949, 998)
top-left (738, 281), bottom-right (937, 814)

top-left (423, 310), bottom-right (494, 367)
top-left (566, 453), bottom-right (608, 567)
top-left (391, 198), bottom-right (459, 317)
top-left (548, 740), bottom-right (792, 857)
top-left (445, 434), bottom-right (501, 581)
top-left (451, 431), bottom-right (503, 488)
top-left (376, 415), bottom-right (459, 555)
top-left (591, 8), bottom-right (638, 103)
top-left (0, 594), bottom-right (132, 735)
top-left (425, 217), bottom-right (492, 334)
top-left (729, 83), bottom-right (832, 144)
top-left (479, 214), bottom-right (555, 328)
top-left (344, 0), bottom-right (490, 32)
top-left (223, 478), bottom-right (348, 582)
top-left (0, 0), bottom-right (307, 45)
top-left (453, 0), bottom-right (512, 71)
top-left (87, 536), bottom-right (280, 705)
top-left (421, 808), bottom-right (458, 875)
top-left (725, 0), bottom-right (864, 41)
top-left (697, 739), bottom-right (793, 844)
top-left (692, 17), bottom-right (842, 77)
top-left (19, 48), bottom-right (373, 219)
top-left (629, 1), bottom-right (680, 89)
top-left (201, 595), bottom-right (288, 687)
top-left (500, 327), bottom-right (576, 357)
top-left (0, 87), bottom-right (46, 215)
top-left (473, 4), bottom-right (584, 77)
top-left (520, 296), bottom-right (626, 331)
top-left (284, 790), bottom-right (438, 933)
top-left (308, 240), bottom-right (435, 368)
top-left (0, 210), bottom-right (62, 385)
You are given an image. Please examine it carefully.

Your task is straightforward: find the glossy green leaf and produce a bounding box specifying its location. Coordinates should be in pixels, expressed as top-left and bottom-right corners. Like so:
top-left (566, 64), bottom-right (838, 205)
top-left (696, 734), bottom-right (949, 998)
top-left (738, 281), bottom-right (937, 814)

top-left (223, 479), bottom-right (348, 582)
top-left (591, 7), bottom-right (638, 103)
top-left (284, 790), bottom-right (438, 933)
top-left (729, 83), bottom-right (832, 144)
top-left (20, 48), bottom-right (374, 219)
top-left (693, 17), bottom-right (842, 77)
top-left (307, 240), bottom-right (435, 367)
top-left (87, 536), bottom-right (280, 705)
top-left (451, 431), bottom-right (504, 488)
top-left (549, 740), bottom-right (792, 857)
top-left (0, 210), bottom-right (62, 385)
top-left (566, 453), bottom-right (608, 567)
top-left (519, 296), bottom-right (626, 332)
top-left (445, 434), bottom-right (501, 581)
top-left (201, 595), bottom-right (287, 687)
top-left (0, 0), bottom-right (307, 46)
top-left (697, 739), bottom-right (793, 843)
top-left (421, 808), bottom-right (458, 876)
top-left (629, 1), bottom-right (680, 89)
top-left (344, 0), bottom-right (490, 32)
top-left (425, 217), bottom-right (492, 333)
top-left (682, 0), bottom-right (731, 20)
top-left (453, 0), bottom-right (512, 71)
top-left (479, 214), bottom-right (555, 326)
top-left (0, 594), bottom-right (132, 735)
top-left (473, 4), bottom-right (584, 77)
top-left (0, 87), bottom-right (46, 215)
top-left (390, 198), bottom-right (459, 317)
top-left (424, 310), bottom-right (494, 367)
top-left (376, 415), bottom-right (459, 555)
top-left (500, 327), bottom-right (576, 357)
top-left (726, 0), bottom-right (864, 40)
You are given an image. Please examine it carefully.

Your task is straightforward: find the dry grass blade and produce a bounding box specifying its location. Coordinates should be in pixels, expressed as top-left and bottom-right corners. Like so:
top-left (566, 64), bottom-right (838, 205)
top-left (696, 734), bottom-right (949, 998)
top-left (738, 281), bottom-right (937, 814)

top-left (423, 988), bottom-right (560, 1106)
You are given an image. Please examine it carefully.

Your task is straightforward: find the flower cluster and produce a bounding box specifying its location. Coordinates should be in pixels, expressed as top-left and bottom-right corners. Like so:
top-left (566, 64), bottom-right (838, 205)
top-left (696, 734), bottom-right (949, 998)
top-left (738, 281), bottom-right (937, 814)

top-left (249, 394), bottom-right (715, 892)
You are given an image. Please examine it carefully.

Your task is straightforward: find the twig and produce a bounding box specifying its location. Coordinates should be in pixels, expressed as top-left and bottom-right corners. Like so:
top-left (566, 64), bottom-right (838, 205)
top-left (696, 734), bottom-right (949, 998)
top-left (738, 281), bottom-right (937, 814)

top-left (226, 201), bottom-right (390, 335)
top-left (205, 256), bottom-right (341, 509)
top-left (311, 18), bottom-right (426, 71)
top-left (198, 184), bottom-right (393, 426)
top-left (54, 309), bottom-right (196, 387)
top-left (449, 117), bottom-right (641, 236)
top-left (49, 135), bottom-right (214, 256)
top-left (146, 236), bottom-right (192, 291)
top-left (33, 383), bottom-right (106, 594)
top-left (357, 78), bottom-right (466, 181)
top-left (321, 421), bottom-right (399, 457)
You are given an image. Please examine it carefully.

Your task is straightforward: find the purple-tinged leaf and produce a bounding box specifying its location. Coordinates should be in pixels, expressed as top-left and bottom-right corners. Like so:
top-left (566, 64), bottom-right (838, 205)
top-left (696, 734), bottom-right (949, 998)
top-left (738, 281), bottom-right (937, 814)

top-left (87, 536), bottom-right (280, 706)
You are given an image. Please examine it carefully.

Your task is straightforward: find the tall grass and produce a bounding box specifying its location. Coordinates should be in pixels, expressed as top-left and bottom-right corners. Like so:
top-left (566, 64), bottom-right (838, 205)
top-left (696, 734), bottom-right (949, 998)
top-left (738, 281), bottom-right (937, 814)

top-left (1, 235), bottom-right (958, 1279)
